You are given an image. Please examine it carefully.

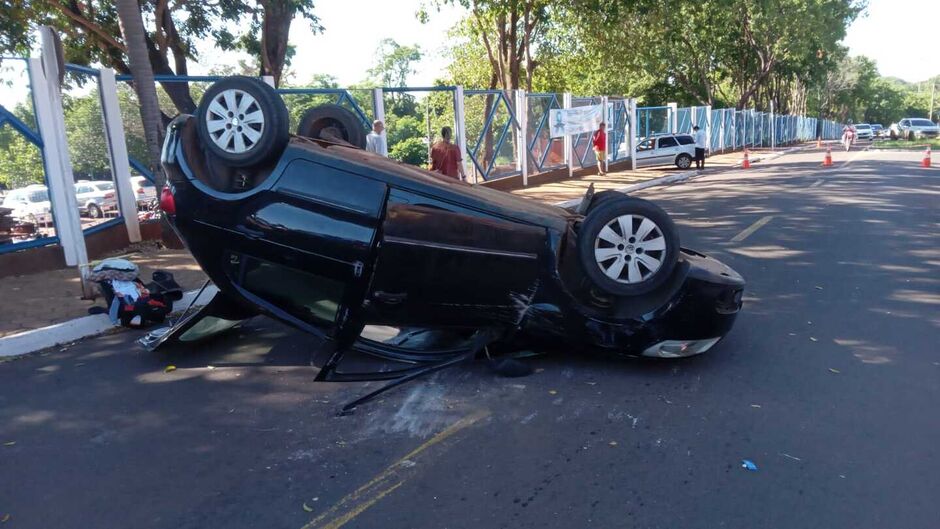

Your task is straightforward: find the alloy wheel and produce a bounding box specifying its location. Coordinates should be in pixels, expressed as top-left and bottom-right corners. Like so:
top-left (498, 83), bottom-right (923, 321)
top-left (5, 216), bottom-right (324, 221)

top-left (204, 89), bottom-right (265, 154)
top-left (593, 214), bottom-right (667, 284)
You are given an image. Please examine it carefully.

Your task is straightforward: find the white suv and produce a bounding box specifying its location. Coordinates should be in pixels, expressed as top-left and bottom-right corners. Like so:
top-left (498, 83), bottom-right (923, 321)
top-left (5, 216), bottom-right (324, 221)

top-left (635, 133), bottom-right (697, 169)
top-left (1, 185), bottom-right (53, 225)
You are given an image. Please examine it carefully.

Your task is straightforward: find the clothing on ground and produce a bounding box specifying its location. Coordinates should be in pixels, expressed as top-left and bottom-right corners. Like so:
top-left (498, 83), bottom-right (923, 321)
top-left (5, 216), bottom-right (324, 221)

top-left (365, 132), bottom-right (388, 157)
top-left (430, 141), bottom-right (463, 179)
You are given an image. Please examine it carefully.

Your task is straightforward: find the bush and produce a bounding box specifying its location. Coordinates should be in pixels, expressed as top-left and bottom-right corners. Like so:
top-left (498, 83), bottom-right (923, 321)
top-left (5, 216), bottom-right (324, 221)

top-left (390, 137), bottom-right (428, 167)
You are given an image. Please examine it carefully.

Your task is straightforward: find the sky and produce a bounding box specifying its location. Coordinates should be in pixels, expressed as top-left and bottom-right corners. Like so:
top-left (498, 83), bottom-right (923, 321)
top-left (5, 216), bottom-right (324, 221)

top-left (841, 0), bottom-right (940, 83)
top-left (198, 0), bottom-right (469, 87)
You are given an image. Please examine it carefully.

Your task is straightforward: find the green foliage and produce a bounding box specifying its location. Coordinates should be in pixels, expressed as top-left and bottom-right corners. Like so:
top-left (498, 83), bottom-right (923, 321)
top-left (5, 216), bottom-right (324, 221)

top-left (0, 105), bottom-right (44, 190)
top-left (390, 136), bottom-right (428, 167)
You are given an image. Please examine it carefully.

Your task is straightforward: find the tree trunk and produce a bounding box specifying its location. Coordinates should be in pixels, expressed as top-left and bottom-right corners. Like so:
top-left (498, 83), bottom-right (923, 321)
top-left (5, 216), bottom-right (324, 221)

top-left (115, 0), bottom-right (165, 189)
top-left (260, 0), bottom-right (294, 87)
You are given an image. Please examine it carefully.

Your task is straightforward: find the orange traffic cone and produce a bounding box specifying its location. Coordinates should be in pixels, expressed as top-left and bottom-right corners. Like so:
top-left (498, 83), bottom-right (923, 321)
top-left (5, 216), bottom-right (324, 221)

top-left (922, 145), bottom-right (932, 168)
top-left (742, 148), bottom-right (751, 169)
top-left (822, 146), bottom-right (833, 167)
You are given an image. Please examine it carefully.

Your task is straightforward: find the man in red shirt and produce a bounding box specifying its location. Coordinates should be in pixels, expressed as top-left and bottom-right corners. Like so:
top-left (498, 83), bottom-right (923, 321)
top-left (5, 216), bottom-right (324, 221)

top-left (592, 122), bottom-right (607, 175)
top-left (430, 126), bottom-right (466, 180)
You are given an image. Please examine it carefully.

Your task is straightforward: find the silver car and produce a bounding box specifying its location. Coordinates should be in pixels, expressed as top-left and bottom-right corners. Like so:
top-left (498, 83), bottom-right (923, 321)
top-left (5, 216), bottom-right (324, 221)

top-left (634, 133), bottom-right (697, 169)
top-left (890, 118), bottom-right (940, 140)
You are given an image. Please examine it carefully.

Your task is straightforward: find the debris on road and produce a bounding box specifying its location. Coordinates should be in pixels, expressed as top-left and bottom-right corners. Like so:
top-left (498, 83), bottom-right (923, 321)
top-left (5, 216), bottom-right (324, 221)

top-left (780, 453), bottom-right (802, 462)
top-left (0, 513), bottom-right (10, 523)
top-left (302, 502), bottom-right (314, 513)
top-left (750, 404), bottom-right (762, 408)
top-left (810, 337), bottom-right (818, 342)
top-left (609, 441), bottom-right (618, 447)
top-left (164, 365), bottom-right (177, 373)
top-left (3, 441), bottom-right (15, 446)
top-left (548, 390), bottom-right (558, 395)
top-left (829, 368), bottom-right (841, 374)
top-left (741, 459), bottom-right (758, 471)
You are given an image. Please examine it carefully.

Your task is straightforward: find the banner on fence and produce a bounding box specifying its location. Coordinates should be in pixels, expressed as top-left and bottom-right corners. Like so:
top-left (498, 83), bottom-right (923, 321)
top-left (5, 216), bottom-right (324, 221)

top-left (549, 104), bottom-right (607, 137)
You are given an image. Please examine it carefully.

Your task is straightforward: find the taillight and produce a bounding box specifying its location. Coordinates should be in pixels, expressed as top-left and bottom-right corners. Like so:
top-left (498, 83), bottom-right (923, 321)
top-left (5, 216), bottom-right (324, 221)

top-left (159, 186), bottom-right (176, 215)
top-left (136, 188), bottom-right (145, 194)
top-left (104, 192), bottom-right (115, 199)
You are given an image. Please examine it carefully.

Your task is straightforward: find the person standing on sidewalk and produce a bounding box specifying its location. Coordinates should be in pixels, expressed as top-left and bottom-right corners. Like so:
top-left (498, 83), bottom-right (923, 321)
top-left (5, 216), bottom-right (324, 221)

top-left (693, 125), bottom-right (707, 169)
top-left (365, 120), bottom-right (388, 157)
top-left (592, 122), bottom-right (607, 176)
top-left (430, 126), bottom-right (466, 180)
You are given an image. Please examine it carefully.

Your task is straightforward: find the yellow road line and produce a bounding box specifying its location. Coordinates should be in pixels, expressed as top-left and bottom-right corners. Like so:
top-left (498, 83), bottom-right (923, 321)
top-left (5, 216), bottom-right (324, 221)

top-left (730, 215), bottom-right (774, 243)
top-left (301, 409), bottom-right (490, 529)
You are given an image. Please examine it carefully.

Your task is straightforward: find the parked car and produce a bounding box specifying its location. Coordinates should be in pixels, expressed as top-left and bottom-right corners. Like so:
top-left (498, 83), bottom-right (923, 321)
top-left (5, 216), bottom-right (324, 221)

top-left (870, 124), bottom-right (884, 138)
top-left (129, 175), bottom-right (157, 209)
top-left (1, 184), bottom-right (52, 226)
top-left (854, 123), bottom-right (873, 140)
top-left (143, 77), bottom-right (745, 407)
top-left (890, 118), bottom-right (940, 140)
top-left (634, 133), bottom-right (697, 169)
top-left (74, 180), bottom-right (118, 218)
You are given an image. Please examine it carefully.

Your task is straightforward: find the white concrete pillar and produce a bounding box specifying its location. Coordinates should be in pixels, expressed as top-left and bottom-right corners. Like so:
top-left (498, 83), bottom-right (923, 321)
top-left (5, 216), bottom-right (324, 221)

top-left (601, 96), bottom-right (609, 173)
top-left (514, 89), bottom-right (529, 187)
top-left (704, 105), bottom-right (712, 154)
top-left (372, 88), bottom-right (385, 123)
top-left (453, 86), bottom-right (471, 183)
top-left (629, 98), bottom-right (638, 171)
top-left (563, 92), bottom-right (573, 178)
top-left (98, 68), bottom-right (140, 243)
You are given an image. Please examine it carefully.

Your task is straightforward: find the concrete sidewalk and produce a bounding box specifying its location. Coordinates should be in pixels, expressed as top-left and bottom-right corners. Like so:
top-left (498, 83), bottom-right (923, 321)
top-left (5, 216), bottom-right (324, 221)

top-left (511, 147), bottom-right (782, 205)
top-left (0, 242), bottom-right (207, 338)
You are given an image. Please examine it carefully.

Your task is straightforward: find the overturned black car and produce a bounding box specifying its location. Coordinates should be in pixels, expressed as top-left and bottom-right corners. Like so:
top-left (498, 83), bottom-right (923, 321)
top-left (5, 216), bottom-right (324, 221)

top-left (144, 77), bottom-right (744, 408)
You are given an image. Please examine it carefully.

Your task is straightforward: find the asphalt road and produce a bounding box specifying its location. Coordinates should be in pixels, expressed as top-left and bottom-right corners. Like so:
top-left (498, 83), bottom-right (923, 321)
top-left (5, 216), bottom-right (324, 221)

top-left (1, 146), bottom-right (938, 529)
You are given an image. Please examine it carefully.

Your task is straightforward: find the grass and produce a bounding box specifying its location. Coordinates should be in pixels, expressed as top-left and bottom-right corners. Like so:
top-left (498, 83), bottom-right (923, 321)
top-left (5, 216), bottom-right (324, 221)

top-left (870, 138), bottom-right (940, 150)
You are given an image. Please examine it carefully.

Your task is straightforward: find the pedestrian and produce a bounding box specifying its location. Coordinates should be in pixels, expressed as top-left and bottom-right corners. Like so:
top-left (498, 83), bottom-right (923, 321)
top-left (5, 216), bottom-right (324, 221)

top-left (592, 122), bottom-right (607, 176)
top-left (693, 125), bottom-right (706, 169)
top-left (429, 126), bottom-right (466, 180)
top-left (365, 120), bottom-right (388, 157)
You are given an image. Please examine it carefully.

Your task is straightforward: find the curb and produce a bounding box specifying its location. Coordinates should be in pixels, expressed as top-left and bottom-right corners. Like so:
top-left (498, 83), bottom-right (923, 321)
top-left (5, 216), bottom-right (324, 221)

top-left (555, 144), bottom-right (811, 208)
top-left (0, 285), bottom-right (218, 359)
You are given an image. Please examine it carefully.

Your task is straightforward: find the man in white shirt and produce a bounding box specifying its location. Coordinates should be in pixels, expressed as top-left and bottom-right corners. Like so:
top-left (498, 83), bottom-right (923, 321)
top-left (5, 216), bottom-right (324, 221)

top-left (693, 125), bottom-right (707, 169)
top-left (365, 120), bottom-right (388, 157)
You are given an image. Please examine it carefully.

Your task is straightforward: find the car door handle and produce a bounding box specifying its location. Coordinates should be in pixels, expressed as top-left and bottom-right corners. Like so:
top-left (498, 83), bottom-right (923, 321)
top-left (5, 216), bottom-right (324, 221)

top-left (235, 224), bottom-right (265, 240)
top-left (373, 291), bottom-right (407, 305)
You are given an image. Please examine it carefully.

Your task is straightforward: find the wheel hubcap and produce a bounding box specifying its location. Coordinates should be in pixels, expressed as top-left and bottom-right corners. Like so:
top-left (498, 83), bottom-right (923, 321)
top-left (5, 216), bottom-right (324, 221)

top-left (593, 214), bottom-right (667, 284)
top-left (205, 89), bottom-right (265, 154)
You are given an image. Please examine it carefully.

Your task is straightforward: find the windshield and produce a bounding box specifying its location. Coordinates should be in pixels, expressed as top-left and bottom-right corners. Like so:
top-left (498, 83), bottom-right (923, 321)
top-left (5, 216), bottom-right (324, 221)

top-left (856, 124), bottom-right (871, 130)
top-left (95, 182), bottom-right (115, 191)
top-left (911, 119), bottom-right (935, 127)
top-left (28, 190), bottom-right (49, 203)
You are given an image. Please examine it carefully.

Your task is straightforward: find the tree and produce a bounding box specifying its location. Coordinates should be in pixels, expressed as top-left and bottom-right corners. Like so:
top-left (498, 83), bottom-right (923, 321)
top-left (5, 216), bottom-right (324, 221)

top-left (116, 0), bottom-right (165, 187)
top-left (235, 0), bottom-right (323, 87)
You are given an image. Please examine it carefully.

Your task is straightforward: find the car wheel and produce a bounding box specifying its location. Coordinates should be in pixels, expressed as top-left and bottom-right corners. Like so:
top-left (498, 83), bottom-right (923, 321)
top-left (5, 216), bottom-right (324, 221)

top-left (908, 131), bottom-right (915, 141)
top-left (890, 131), bottom-right (897, 140)
top-left (296, 104), bottom-right (367, 149)
top-left (675, 153), bottom-right (692, 169)
top-left (577, 197), bottom-right (679, 296)
top-left (196, 76), bottom-right (289, 168)
top-left (88, 204), bottom-right (102, 219)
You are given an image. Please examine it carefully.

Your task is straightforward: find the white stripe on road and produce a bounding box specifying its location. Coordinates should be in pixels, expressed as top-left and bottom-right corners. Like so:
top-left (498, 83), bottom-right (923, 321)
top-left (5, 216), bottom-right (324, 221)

top-left (730, 215), bottom-right (774, 243)
top-left (809, 179), bottom-right (824, 188)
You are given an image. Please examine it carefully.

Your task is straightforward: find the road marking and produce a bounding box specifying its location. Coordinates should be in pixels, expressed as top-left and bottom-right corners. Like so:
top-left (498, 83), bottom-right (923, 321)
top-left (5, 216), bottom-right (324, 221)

top-left (730, 215), bottom-right (774, 243)
top-left (301, 409), bottom-right (490, 529)
top-left (809, 179), bottom-right (824, 188)
top-left (841, 144), bottom-right (871, 168)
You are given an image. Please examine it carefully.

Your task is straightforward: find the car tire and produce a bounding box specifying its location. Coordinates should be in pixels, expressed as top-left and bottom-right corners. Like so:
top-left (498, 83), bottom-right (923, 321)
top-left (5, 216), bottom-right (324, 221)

top-left (890, 131), bottom-right (897, 140)
top-left (577, 196), bottom-right (679, 296)
top-left (196, 76), bottom-right (289, 168)
top-left (296, 104), bottom-right (367, 149)
top-left (88, 204), bottom-right (102, 218)
top-left (675, 153), bottom-right (692, 169)
top-left (908, 131), bottom-right (915, 141)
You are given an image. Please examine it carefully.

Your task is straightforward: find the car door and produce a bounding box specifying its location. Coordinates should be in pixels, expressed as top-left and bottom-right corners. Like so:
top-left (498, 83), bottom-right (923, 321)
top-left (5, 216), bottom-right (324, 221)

top-left (634, 138), bottom-right (656, 167)
top-left (655, 136), bottom-right (679, 165)
top-left (361, 188), bottom-right (546, 329)
top-left (217, 157), bottom-right (387, 342)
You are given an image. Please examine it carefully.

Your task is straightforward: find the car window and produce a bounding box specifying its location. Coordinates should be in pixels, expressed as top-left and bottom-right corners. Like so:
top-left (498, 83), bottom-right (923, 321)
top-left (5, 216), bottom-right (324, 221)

top-left (95, 182), bottom-right (115, 191)
top-left (675, 135), bottom-right (694, 145)
top-left (900, 120), bottom-right (909, 126)
top-left (637, 138), bottom-right (654, 151)
top-left (911, 119), bottom-right (934, 127)
top-left (235, 255), bottom-right (344, 326)
top-left (28, 190), bottom-right (48, 203)
top-left (658, 137), bottom-right (678, 148)
top-left (76, 186), bottom-right (92, 194)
